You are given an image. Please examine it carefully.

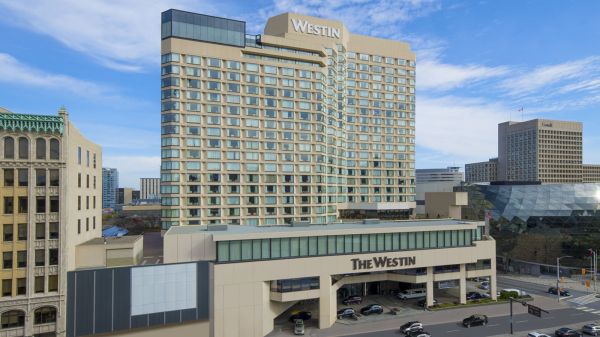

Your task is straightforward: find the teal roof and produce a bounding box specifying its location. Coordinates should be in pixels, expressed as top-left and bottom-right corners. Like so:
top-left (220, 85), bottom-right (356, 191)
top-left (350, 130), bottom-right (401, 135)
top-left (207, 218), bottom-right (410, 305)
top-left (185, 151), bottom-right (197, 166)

top-left (0, 112), bottom-right (64, 134)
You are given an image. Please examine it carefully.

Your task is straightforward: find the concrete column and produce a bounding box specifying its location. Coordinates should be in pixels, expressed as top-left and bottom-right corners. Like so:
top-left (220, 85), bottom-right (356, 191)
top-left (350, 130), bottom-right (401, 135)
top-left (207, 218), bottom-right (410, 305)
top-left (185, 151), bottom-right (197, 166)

top-left (459, 264), bottom-right (467, 304)
top-left (319, 275), bottom-right (336, 329)
top-left (490, 258), bottom-right (498, 300)
top-left (426, 266), bottom-right (434, 307)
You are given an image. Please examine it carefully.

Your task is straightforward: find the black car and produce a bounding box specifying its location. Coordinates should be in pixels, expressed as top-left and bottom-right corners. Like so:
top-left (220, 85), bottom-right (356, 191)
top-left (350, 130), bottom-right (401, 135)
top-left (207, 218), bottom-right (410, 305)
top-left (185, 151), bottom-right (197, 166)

top-left (337, 307), bottom-right (356, 319)
top-left (548, 287), bottom-right (571, 297)
top-left (555, 327), bottom-right (582, 337)
top-left (342, 295), bottom-right (362, 305)
top-left (360, 304), bottom-right (383, 315)
top-left (462, 314), bottom-right (488, 327)
top-left (467, 292), bottom-right (486, 300)
top-left (289, 311), bottom-right (311, 322)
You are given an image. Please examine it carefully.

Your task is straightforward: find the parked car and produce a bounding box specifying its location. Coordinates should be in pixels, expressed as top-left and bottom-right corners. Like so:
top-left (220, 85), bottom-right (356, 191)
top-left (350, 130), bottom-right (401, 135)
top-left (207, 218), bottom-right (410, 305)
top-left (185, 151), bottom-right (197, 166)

top-left (583, 323), bottom-right (600, 335)
top-left (548, 287), bottom-right (571, 297)
top-left (527, 332), bottom-right (551, 337)
top-left (417, 298), bottom-right (438, 307)
top-left (467, 292), bottom-right (486, 300)
top-left (337, 307), bottom-right (356, 319)
top-left (342, 295), bottom-right (362, 305)
top-left (407, 331), bottom-right (431, 337)
top-left (555, 327), bottom-right (582, 337)
top-left (462, 314), bottom-right (488, 327)
top-left (400, 321), bottom-right (424, 334)
top-left (397, 288), bottom-right (427, 300)
top-left (293, 319), bottom-right (305, 335)
top-left (479, 281), bottom-right (490, 290)
top-left (360, 304), bottom-right (383, 315)
top-left (289, 311), bottom-right (311, 322)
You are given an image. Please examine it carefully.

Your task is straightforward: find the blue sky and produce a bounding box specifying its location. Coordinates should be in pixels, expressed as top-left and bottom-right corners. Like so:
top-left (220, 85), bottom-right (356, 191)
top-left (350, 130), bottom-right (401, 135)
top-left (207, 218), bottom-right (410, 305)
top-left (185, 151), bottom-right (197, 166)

top-left (1, 0), bottom-right (600, 187)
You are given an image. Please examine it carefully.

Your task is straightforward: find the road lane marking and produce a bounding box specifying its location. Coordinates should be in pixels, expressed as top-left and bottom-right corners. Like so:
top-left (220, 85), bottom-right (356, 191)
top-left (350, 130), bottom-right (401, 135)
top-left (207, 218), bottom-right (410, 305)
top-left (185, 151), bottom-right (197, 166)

top-left (446, 329), bottom-right (460, 333)
top-left (571, 313), bottom-right (585, 316)
top-left (516, 320), bottom-right (528, 323)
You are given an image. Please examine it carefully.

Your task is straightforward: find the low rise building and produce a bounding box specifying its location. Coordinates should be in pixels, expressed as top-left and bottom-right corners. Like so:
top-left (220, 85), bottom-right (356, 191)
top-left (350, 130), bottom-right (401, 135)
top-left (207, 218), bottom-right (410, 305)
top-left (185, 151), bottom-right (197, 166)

top-left (465, 158), bottom-right (498, 183)
top-left (416, 167), bottom-right (463, 215)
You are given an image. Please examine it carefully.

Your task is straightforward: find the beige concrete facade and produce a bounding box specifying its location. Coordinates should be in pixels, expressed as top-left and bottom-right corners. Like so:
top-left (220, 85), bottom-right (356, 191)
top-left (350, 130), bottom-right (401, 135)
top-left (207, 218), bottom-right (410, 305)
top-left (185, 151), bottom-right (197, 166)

top-left (160, 11), bottom-right (416, 228)
top-left (424, 192), bottom-right (468, 219)
top-left (75, 235), bottom-right (143, 269)
top-left (498, 119), bottom-right (583, 183)
top-left (0, 108), bottom-right (102, 337)
top-left (465, 158), bottom-right (498, 183)
top-left (164, 219), bottom-right (496, 337)
top-left (583, 164), bottom-right (600, 183)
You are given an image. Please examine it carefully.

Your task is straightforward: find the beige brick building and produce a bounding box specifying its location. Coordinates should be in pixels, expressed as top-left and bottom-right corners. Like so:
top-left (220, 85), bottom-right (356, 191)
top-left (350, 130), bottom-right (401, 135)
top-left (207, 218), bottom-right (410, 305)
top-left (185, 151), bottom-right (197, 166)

top-left (160, 10), bottom-right (416, 228)
top-left (465, 158), bottom-right (497, 183)
top-left (0, 108), bottom-right (102, 337)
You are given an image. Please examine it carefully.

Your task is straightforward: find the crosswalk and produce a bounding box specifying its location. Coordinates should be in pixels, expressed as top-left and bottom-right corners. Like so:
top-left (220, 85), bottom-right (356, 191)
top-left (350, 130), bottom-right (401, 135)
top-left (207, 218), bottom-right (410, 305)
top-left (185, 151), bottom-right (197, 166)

top-left (569, 293), bottom-right (600, 306)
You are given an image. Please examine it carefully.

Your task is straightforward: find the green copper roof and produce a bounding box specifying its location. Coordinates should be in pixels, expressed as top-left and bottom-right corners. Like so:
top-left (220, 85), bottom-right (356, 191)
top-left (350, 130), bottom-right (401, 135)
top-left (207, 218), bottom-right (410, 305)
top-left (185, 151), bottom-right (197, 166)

top-left (0, 112), bottom-right (64, 134)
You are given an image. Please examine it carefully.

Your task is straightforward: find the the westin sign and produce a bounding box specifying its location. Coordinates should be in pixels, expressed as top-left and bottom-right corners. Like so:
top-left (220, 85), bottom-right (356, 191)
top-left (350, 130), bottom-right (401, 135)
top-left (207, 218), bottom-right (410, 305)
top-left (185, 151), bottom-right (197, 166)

top-left (351, 256), bottom-right (416, 270)
top-left (291, 19), bottom-right (340, 38)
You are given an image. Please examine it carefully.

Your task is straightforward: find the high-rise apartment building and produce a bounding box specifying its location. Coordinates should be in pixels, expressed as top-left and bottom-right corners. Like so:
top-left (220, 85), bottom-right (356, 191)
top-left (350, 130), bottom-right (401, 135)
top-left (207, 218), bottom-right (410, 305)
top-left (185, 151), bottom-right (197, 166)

top-left (465, 158), bottom-right (498, 183)
top-left (0, 108), bottom-right (102, 337)
top-left (139, 177), bottom-right (160, 200)
top-left (160, 10), bottom-right (416, 228)
top-left (102, 168), bottom-right (118, 209)
top-left (498, 119), bottom-right (582, 183)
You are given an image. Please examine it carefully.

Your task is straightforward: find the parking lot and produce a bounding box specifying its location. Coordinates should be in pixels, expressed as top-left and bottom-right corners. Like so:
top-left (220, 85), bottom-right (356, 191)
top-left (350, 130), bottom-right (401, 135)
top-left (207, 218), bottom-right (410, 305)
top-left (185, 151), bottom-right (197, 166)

top-left (272, 278), bottom-right (492, 335)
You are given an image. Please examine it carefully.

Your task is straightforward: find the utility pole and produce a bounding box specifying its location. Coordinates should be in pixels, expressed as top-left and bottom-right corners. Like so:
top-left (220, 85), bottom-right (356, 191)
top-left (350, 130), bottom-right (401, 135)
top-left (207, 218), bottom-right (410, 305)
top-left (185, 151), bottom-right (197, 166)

top-left (508, 297), bottom-right (549, 334)
top-left (557, 256), bottom-right (572, 302)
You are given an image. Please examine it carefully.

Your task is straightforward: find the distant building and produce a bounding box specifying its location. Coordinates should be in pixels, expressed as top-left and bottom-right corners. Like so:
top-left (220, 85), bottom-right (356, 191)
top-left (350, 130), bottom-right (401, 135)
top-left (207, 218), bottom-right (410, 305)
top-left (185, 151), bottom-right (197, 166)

top-left (102, 168), bottom-right (119, 209)
top-left (132, 189), bottom-right (140, 201)
top-left (140, 177), bottom-right (159, 200)
top-left (465, 158), bottom-right (498, 183)
top-left (0, 107), bottom-right (102, 337)
top-left (117, 187), bottom-right (134, 205)
top-left (498, 119), bottom-right (582, 183)
top-left (583, 164), bottom-right (600, 183)
top-left (416, 167), bottom-right (463, 215)
top-left (466, 119), bottom-right (600, 184)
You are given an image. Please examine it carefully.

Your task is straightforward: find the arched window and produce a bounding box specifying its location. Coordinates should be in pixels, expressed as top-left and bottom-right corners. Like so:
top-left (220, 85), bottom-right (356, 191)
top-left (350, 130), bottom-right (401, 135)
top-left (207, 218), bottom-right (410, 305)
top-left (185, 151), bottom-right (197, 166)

top-left (36, 138), bottom-right (46, 160)
top-left (49, 139), bottom-right (60, 160)
top-left (18, 137), bottom-right (28, 159)
top-left (1, 310), bottom-right (25, 328)
top-left (34, 306), bottom-right (57, 325)
top-left (3, 137), bottom-right (14, 159)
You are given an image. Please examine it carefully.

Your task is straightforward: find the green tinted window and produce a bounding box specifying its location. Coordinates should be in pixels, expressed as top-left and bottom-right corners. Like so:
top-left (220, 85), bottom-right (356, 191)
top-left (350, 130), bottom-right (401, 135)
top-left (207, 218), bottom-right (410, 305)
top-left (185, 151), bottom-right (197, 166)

top-left (318, 236), bottom-right (327, 255)
top-left (261, 239), bottom-right (270, 259)
top-left (281, 238), bottom-right (291, 258)
top-left (241, 240), bottom-right (252, 260)
top-left (252, 240), bottom-right (261, 259)
top-left (408, 232), bottom-right (416, 249)
top-left (352, 235), bottom-right (361, 252)
top-left (361, 234), bottom-right (369, 252)
top-left (217, 241), bottom-right (229, 262)
top-left (392, 233), bottom-right (400, 250)
top-left (400, 233), bottom-right (408, 249)
top-left (230, 240), bottom-right (241, 261)
top-left (271, 238), bottom-right (281, 258)
top-left (327, 236), bottom-right (336, 254)
top-left (290, 237), bottom-right (300, 257)
top-left (416, 232), bottom-right (423, 249)
top-left (308, 237), bottom-right (317, 256)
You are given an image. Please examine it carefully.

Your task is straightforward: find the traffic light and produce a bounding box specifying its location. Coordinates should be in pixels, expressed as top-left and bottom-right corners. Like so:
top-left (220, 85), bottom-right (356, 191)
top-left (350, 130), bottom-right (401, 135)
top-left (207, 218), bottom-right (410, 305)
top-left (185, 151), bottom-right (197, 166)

top-left (587, 249), bottom-right (594, 257)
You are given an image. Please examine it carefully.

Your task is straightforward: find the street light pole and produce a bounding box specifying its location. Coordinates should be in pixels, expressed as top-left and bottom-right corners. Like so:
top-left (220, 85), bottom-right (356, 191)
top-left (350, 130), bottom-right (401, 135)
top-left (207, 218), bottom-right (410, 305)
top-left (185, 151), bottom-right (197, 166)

top-left (557, 256), bottom-right (572, 302)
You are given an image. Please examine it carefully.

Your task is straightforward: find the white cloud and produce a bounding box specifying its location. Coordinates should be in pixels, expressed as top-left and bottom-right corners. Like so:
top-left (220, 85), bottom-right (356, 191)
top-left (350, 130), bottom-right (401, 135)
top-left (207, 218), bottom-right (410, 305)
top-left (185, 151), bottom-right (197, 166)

top-left (259, 0), bottom-right (441, 37)
top-left (103, 155), bottom-right (160, 189)
top-left (0, 0), bottom-right (214, 72)
top-left (0, 53), bottom-right (110, 97)
top-left (500, 56), bottom-right (600, 96)
top-left (416, 95), bottom-right (509, 162)
top-left (418, 60), bottom-right (508, 90)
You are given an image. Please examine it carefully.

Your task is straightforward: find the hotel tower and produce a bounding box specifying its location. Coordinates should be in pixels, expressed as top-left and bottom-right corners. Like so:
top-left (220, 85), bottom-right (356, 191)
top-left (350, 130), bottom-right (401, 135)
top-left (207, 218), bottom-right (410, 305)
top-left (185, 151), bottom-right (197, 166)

top-left (160, 10), bottom-right (416, 228)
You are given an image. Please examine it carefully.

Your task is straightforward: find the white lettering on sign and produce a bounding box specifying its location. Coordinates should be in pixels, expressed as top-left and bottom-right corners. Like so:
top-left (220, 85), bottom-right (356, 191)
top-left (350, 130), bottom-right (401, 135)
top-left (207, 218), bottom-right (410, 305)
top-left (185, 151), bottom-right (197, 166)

top-left (291, 19), bottom-right (340, 39)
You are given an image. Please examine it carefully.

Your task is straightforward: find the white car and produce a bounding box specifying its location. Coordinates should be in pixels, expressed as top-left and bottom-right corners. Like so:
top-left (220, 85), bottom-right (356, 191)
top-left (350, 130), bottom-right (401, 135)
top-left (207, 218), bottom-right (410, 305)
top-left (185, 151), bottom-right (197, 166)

top-left (397, 289), bottom-right (427, 300)
top-left (501, 288), bottom-right (528, 297)
top-left (527, 332), bottom-right (550, 337)
top-left (583, 323), bottom-right (600, 335)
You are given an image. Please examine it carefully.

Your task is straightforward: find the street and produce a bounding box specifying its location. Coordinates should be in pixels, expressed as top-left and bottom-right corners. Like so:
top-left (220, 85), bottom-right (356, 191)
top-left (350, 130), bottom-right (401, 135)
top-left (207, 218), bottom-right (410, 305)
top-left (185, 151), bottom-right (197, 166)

top-left (350, 307), bottom-right (598, 337)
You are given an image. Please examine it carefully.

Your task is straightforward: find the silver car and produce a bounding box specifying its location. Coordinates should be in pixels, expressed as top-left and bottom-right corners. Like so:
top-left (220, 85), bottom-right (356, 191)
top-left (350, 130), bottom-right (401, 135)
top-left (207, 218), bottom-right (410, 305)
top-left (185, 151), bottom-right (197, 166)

top-left (583, 323), bottom-right (600, 336)
top-left (294, 319), bottom-right (305, 335)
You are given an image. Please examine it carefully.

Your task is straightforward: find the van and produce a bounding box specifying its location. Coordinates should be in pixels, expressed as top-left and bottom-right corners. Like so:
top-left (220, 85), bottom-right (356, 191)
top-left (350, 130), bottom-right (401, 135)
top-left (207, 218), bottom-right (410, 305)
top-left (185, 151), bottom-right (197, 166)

top-left (397, 288), bottom-right (427, 300)
top-left (501, 288), bottom-right (527, 297)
